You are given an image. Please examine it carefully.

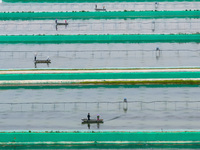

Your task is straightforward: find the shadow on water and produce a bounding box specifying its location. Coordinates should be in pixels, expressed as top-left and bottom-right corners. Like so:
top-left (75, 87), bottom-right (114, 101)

top-left (106, 114), bottom-right (125, 122)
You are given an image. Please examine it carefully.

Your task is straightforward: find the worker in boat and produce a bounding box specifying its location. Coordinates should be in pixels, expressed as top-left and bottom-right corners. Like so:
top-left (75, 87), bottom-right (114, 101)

top-left (65, 20), bottom-right (67, 24)
top-left (34, 53), bottom-right (37, 61)
top-left (97, 114), bottom-right (100, 121)
top-left (55, 19), bottom-right (57, 24)
top-left (47, 56), bottom-right (50, 61)
top-left (95, 4), bottom-right (97, 9)
top-left (103, 6), bottom-right (105, 9)
top-left (87, 113), bottom-right (90, 120)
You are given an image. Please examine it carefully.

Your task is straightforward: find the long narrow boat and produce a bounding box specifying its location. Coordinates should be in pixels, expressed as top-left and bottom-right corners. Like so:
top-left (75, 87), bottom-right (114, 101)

top-left (81, 118), bottom-right (103, 124)
top-left (56, 23), bottom-right (68, 25)
top-left (34, 60), bottom-right (51, 63)
top-left (95, 8), bottom-right (106, 11)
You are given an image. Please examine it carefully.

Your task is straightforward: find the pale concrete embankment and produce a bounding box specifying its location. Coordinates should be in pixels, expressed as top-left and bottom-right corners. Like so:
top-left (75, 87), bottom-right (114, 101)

top-left (1, 68), bottom-right (200, 86)
top-left (0, 130), bottom-right (200, 148)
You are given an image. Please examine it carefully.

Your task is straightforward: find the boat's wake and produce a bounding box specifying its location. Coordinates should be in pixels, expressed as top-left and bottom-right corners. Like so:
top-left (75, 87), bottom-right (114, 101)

top-left (106, 114), bottom-right (125, 122)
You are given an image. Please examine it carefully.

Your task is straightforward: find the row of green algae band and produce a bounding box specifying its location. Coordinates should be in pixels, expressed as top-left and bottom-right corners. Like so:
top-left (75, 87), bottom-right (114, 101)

top-left (0, 131), bottom-right (200, 145)
top-left (0, 11), bottom-right (200, 20)
top-left (0, 34), bottom-right (200, 44)
top-left (1, 72), bottom-right (200, 80)
top-left (2, 0), bottom-right (200, 3)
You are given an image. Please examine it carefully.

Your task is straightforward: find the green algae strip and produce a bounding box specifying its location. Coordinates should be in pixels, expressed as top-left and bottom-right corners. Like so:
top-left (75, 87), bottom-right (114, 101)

top-left (0, 34), bottom-right (200, 44)
top-left (0, 131), bottom-right (200, 146)
top-left (78, 80), bottom-right (200, 85)
top-left (1, 71), bottom-right (200, 80)
top-left (0, 11), bottom-right (200, 20)
top-left (2, 0), bottom-right (200, 3)
top-left (2, 80), bottom-right (200, 86)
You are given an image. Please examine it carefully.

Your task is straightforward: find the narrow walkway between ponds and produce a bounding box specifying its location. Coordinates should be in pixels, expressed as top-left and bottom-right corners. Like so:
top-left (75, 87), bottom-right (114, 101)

top-left (1, 68), bottom-right (200, 85)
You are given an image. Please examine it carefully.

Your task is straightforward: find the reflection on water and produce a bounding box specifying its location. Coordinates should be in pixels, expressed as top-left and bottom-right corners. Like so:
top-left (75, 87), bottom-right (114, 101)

top-left (34, 62), bottom-right (50, 68)
top-left (0, 85), bottom-right (200, 130)
top-left (85, 123), bottom-right (101, 129)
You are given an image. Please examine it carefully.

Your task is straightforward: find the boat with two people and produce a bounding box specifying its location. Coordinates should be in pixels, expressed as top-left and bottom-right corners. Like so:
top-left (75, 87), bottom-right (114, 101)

top-left (82, 113), bottom-right (103, 124)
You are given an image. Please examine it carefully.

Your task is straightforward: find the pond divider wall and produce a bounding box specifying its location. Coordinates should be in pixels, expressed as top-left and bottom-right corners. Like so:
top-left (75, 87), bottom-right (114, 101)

top-left (2, 0), bottom-right (200, 3)
top-left (0, 34), bottom-right (200, 44)
top-left (1, 71), bottom-right (200, 86)
top-left (0, 11), bottom-right (200, 20)
top-left (2, 71), bottom-right (200, 80)
top-left (0, 131), bottom-right (200, 147)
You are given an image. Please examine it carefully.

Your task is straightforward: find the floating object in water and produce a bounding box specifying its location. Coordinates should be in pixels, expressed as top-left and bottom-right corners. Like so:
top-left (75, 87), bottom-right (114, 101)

top-left (124, 98), bottom-right (127, 103)
top-left (156, 47), bottom-right (161, 59)
top-left (152, 21), bottom-right (155, 32)
top-left (81, 118), bottom-right (103, 124)
top-left (156, 47), bottom-right (160, 51)
top-left (123, 98), bottom-right (128, 112)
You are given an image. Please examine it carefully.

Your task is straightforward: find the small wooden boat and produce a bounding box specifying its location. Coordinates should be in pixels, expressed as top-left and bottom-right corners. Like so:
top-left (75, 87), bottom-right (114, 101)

top-left (34, 59), bottom-right (51, 63)
top-left (95, 8), bottom-right (106, 11)
top-left (95, 5), bottom-right (106, 11)
top-left (81, 118), bottom-right (103, 124)
top-left (56, 22), bottom-right (68, 26)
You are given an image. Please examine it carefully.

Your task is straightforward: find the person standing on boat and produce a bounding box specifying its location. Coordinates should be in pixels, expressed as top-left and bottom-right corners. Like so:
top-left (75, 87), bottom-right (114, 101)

top-left (34, 53), bottom-right (37, 61)
top-left (55, 19), bottom-right (57, 24)
top-left (97, 114), bottom-right (100, 121)
top-left (87, 113), bottom-right (90, 120)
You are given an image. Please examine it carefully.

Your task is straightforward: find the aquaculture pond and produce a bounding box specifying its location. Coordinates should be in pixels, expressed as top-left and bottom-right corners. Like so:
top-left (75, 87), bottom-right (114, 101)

top-left (0, 43), bottom-right (199, 69)
top-left (0, 85), bottom-right (200, 130)
top-left (0, 19), bottom-right (199, 35)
